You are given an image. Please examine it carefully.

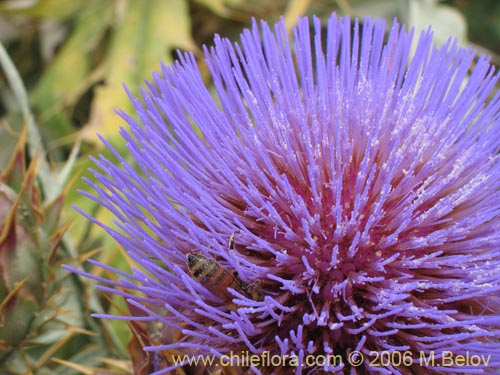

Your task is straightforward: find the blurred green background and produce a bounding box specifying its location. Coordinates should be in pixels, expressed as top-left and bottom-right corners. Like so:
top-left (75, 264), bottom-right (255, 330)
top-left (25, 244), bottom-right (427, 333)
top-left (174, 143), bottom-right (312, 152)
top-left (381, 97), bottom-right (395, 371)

top-left (1, 0), bottom-right (499, 374)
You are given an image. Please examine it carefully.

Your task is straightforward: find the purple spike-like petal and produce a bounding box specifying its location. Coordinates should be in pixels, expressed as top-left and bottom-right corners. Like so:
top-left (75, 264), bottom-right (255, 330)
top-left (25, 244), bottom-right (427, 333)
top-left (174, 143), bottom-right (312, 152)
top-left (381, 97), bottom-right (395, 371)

top-left (65, 13), bottom-right (500, 375)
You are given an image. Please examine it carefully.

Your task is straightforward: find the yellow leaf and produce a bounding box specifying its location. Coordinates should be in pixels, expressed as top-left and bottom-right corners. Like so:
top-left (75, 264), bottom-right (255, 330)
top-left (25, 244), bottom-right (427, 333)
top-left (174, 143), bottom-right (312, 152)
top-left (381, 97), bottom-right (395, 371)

top-left (82, 0), bottom-right (196, 144)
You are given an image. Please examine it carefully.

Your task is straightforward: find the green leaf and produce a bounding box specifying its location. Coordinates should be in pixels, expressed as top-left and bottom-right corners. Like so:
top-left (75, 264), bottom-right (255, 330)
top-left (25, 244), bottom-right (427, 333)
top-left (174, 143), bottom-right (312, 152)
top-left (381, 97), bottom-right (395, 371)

top-left (0, 0), bottom-right (82, 19)
top-left (30, 0), bottom-right (113, 144)
top-left (0, 43), bottom-right (53, 201)
top-left (81, 0), bottom-right (196, 144)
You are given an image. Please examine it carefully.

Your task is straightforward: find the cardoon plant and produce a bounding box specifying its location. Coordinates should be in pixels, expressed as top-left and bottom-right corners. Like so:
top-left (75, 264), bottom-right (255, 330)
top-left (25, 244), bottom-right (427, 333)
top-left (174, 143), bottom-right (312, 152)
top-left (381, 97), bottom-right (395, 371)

top-left (67, 13), bottom-right (500, 374)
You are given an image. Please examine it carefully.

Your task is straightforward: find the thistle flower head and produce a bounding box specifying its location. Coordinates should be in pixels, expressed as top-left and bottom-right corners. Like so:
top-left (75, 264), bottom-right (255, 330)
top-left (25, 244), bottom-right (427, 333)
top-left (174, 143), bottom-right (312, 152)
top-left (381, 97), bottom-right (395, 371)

top-left (70, 14), bottom-right (500, 374)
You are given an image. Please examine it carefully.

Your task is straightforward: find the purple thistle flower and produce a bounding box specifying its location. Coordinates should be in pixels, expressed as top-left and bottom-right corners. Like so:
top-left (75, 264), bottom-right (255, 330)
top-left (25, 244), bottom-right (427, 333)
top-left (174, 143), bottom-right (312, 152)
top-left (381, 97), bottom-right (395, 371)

top-left (67, 13), bottom-right (500, 374)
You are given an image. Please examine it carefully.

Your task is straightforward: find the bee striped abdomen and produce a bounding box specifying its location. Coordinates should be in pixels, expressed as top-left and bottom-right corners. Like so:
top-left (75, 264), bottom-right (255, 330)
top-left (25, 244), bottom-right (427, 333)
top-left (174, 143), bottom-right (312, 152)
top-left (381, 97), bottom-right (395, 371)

top-left (187, 253), bottom-right (217, 280)
top-left (186, 253), bottom-right (242, 302)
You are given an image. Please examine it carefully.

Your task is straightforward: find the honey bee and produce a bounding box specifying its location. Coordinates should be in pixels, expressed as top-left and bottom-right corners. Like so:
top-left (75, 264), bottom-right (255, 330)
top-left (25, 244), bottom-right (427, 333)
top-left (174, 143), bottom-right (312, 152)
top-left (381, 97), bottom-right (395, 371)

top-left (186, 252), bottom-right (262, 304)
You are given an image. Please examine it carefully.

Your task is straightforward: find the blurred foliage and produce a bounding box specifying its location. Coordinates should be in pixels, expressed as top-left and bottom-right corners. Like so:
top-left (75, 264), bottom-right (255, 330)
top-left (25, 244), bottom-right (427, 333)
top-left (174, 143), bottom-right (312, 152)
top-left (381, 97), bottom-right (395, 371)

top-left (455, 0), bottom-right (500, 66)
top-left (0, 0), bottom-right (499, 373)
